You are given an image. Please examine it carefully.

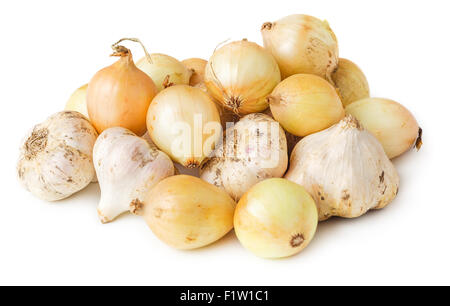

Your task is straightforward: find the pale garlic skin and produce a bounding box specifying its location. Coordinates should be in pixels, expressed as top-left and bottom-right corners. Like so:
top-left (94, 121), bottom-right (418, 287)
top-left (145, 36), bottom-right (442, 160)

top-left (285, 115), bottom-right (399, 221)
top-left (17, 111), bottom-right (98, 201)
top-left (93, 127), bottom-right (174, 223)
top-left (200, 113), bottom-right (288, 201)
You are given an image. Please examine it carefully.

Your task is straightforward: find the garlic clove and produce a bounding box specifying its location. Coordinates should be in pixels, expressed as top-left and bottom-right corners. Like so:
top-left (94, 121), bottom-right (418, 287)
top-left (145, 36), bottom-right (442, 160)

top-left (285, 115), bottom-right (400, 220)
top-left (17, 111), bottom-right (98, 201)
top-left (93, 127), bottom-right (174, 223)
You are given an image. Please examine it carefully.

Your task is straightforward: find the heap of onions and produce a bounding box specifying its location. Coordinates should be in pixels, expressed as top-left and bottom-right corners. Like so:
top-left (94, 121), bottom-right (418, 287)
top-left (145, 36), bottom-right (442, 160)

top-left (182, 58), bottom-right (207, 87)
top-left (261, 14), bottom-right (338, 82)
top-left (146, 85), bottom-right (221, 168)
top-left (137, 53), bottom-right (192, 91)
top-left (268, 74), bottom-right (345, 137)
top-left (204, 39), bottom-right (281, 115)
top-left (345, 98), bottom-right (421, 159)
top-left (65, 84), bottom-right (89, 118)
top-left (87, 38), bottom-right (158, 136)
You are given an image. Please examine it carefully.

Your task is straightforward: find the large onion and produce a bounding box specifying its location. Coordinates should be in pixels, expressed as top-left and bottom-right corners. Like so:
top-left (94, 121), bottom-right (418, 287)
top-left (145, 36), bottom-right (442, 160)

top-left (64, 84), bottom-right (89, 119)
top-left (142, 175), bottom-right (236, 250)
top-left (261, 14), bottom-right (338, 82)
top-left (146, 85), bottom-right (221, 168)
top-left (234, 178), bottom-right (318, 258)
top-left (87, 38), bottom-right (158, 136)
top-left (345, 98), bottom-right (422, 158)
top-left (182, 58), bottom-right (207, 87)
top-left (204, 39), bottom-right (281, 115)
top-left (332, 58), bottom-right (370, 106)
top-left (268, 74), bottom-right (344, 137)
top-left (137, 53), bottom-right (192, 91)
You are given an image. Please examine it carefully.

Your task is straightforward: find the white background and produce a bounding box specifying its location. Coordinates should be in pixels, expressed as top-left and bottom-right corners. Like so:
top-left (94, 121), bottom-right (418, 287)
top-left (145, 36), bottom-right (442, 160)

top-left (1, 0), bottom-right (449, 286)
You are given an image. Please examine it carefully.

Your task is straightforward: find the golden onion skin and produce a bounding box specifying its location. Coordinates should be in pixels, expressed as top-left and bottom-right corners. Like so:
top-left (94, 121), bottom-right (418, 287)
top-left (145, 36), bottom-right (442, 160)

top-left (268, 74), bottom-right (345, 137)
top-left (182, 58), bottom-right (207, 87)
top-left (204, 40), bottom-right (281, 115)
top-left (87, 50), bottom-right (158, 136)
top-left (234, 178), bottom-right (318, 259)
top-left (345, 98), bottom-right (421, 159)
top-left (143, 175), bottom-right (236, 250)
top-left (332, 58), bottom-right (370, 106)
top-left (65, 84), bottom-right (89, 119)
top-left (261, 14), bottom-right (338, 82)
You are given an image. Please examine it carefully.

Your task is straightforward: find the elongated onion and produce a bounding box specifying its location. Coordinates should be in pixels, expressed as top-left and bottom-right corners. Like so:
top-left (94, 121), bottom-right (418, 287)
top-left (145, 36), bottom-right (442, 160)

top-left (65, 84), bottom-right (89, 118)
top-left (182, 58), bottom-right (207, 86)
top-left (87, 38), bottom-right (158, 136)
top-left (268, 74), bottom-right (344, 137)
top-left (345, 98), bottom-right (422, 159)
top-left (146, 85), bottom-right (221, 168)
top-left (204, 39), bottom-right (281, 115)
top-left (261, 14), bottom-right (338, 82)
top-left (142, 175), bottom-right (236, 250)
top-left (137, 53), bottom-right (192, 91)
top-left (332, 58), bottom-right (370, 106)
top-left (234, 178), bottom-right (318, 258)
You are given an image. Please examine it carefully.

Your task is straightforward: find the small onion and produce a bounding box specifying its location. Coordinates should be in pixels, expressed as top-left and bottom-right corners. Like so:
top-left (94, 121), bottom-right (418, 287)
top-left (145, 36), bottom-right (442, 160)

top-left (268, 74), bottom-right (345, 137)
top-left (146, 85), bottom-right (221, 168)
top-left (261, 14), bottom-right (338, 82)
top-left (345, 98), bottom-right (422, 159)
top-left (182, 58), bottom-right (207, 87)
top-left (142, 175), bottom-right (236, 250)
top-left (332, 58), bottom-right (370, 106)
top-left (87, 38), bottom-right (158, 136)
top-left (137, 53), bottom-right (192, 91)
top-left (234, 178), bottom-right (318, 259)
top-left (65, 84), bottom-right (89, 119)
top-left (204, 39), bottom-right (281, 115)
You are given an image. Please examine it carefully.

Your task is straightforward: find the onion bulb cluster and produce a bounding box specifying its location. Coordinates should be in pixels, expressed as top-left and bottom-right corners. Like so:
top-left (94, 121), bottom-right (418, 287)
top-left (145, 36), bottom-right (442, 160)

top-left (146, 85), bottom-right (221, 168)
top-left (137, 53), bottom-right (192, 91)
top-left (234, 178), bottom-right (318, 258)
top-left (205, 39), bottom-right (281, 115)
top-left (261, 14), bottom-right (338, 82)
top-left (268, 74), bottom-right (344, 137)
top-left (345, 98), bottom-right (421, 159)
top-left (87, 38), bottom-right (158, 136)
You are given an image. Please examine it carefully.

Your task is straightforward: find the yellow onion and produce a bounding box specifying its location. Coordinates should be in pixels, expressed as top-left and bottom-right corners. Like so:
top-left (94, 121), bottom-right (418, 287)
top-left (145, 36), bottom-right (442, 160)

top-left (142, 175), bottom-right (236, 250)
top-left (332, 58), bottom-right (370, 106)
top-left (261, 14), bottom-right (338, 82)
top-left (182, 58), bottom-right (207, 86)
top-left (204, 39), bottom-right (281, 115)
top-left (146, 85), bottom-right (221, 168)
top-left (268, 74), bottom-right (344, 137)
top-left (234, 178), bottom-right (318, 259)
top-left (345, 98), bottom-right (422, 159)
top-left (87, 38), bottom-right (158, 136)
top-left (64, 84), bottom-right (89, 118)
top-left (137, 53), bottom-right (192, 91)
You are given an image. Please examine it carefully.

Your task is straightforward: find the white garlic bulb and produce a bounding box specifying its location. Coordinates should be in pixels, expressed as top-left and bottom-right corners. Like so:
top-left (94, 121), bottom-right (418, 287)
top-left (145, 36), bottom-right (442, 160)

top-left (94, 127), bottom-right (174, 223)
top-left (17, 111), bottom-right (98, 201)
top-left (200, 113), bottom-right (288, 201)
top-left (285, 115), bottom-right (399, 220)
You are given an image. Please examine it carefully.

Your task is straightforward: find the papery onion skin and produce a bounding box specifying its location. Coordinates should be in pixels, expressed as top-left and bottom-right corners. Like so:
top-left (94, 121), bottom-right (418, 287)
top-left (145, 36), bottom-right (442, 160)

top-left (182, 58), bottom-right (207, 87)
top-left (137, 53), bottom-right (192, 91)
top-left (268, 74), bottom-right (345, 137)
top-left (234, 178), bottom-right (318, 259)
top-left (146, 85), bottom-right (221, 168)
top-left (204, 39), bottom-right (281, 115)
top-left (345, 98), bottom-right (421, 159)
top-left (261, 14), bottom-right (338, 82)
top-left (143, 175), bottom-right (236, 250)
top-left (87, 48), bottom-right (157, 136)
top-left (65, 84), bottom-right (89, 119)
top-left (332, 58), bottom-right (370, 106)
